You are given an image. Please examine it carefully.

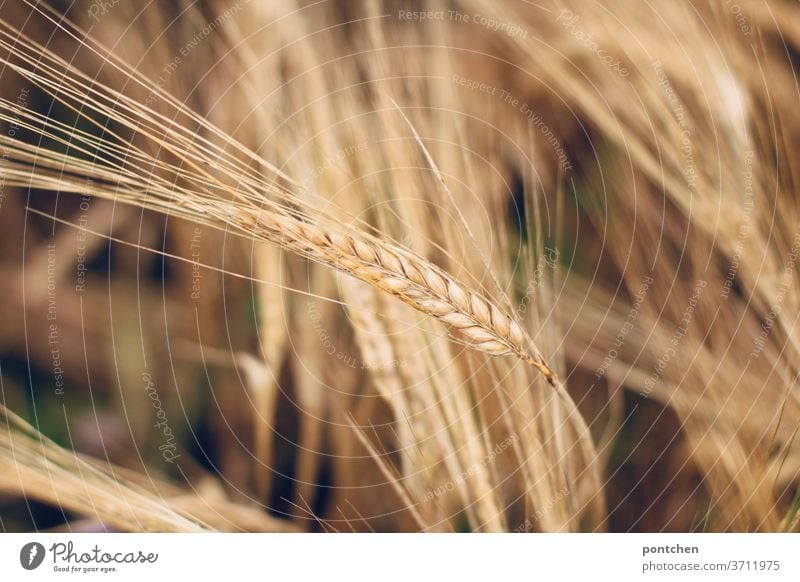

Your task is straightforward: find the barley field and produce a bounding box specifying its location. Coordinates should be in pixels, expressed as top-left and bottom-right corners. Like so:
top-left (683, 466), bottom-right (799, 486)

top-left (0, 0), bottom-right (798, 534)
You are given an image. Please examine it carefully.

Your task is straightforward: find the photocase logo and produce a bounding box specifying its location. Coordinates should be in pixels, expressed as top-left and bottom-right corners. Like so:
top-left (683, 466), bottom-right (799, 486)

top-left (19, 542), bottom-right (46, 570)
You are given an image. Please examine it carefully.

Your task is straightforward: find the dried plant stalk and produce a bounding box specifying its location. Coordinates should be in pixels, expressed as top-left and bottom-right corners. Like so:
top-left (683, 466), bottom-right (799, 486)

top-left (0, 405), bottom-right (296, 532)
top-left (0, 13), bottom-right (555, 383)
top-left (257, 215), bottom-right (556, 381)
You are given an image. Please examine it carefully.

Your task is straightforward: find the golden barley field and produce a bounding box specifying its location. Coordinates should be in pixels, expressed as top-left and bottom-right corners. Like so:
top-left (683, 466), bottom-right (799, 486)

top-left (0, 0), bottom-right (798, 534)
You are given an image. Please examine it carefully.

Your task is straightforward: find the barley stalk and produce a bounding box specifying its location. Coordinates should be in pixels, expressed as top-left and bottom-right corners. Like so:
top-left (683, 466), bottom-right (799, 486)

top-left (0, 17), bottom-right (556, 383)
top-left (213, 206), bottom-right (556, 381)
top-left (3, 151), bottom-right (555, 381)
